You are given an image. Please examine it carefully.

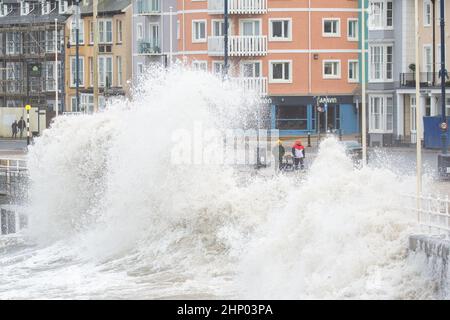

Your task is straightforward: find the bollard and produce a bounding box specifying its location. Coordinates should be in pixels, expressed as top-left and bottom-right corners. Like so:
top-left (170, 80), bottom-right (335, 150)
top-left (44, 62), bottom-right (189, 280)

top-left (307, 132), bottom-right (311, 147)
top-left (339, 129), bottom-right (343, 141)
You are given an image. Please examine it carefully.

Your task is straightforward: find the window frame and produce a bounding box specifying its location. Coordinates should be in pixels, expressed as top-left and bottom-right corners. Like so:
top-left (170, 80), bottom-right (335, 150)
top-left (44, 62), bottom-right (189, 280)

top-left (424, 0), bottom-right (432, 27)
top-left (369, 94), bottom-right (394, 133)
top-left (192, 60), bottom-right (208, 72)
top-left (269, 18), bottom-right (292, 42)
top-left (322, 60), bottom-right (341, 79)
top-left (368, 0), bottom-right (394, 30)
top-left (348, 59), bottom-right (359, 83)
top-left (322, 18), bottom-right (341, 38)
top-left (192, 19), bottom-right (207, 43)
top-left (347, 18), bottom-right (358, 42)
top-left (70, 56), bottom-right (85, 88)
top-left (269, 60), bottom-right (292, 84)
top-left (369, 43), bottom-right (394, 83)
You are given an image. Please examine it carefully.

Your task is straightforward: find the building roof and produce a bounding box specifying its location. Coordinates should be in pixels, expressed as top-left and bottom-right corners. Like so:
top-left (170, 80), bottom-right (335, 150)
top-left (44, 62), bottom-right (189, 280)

top-left (0, 1), bottom-right (68, 26)
top-left (80, 0), bottom-right (131, 16)
top-left (0, 0), bottom-right (132, 26)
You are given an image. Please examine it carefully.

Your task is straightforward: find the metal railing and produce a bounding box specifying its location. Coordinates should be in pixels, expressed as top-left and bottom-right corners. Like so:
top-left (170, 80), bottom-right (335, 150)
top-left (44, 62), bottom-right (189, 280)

top-left (208, 35), bottom-right (267, 56)
top-left (138, 40), bottom-right (161, 55)
top-left (399, 72), bottom-right (445, 87)
top-left (405, 193), bottom-right (450, 239)
top-left (208, 0), bottom-right (267, 14)
top-left (0, 158), bottom-right (28, 203)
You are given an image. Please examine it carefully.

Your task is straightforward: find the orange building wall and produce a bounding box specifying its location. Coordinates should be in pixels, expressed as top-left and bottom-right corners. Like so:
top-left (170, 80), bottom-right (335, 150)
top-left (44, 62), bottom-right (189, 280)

top-left (176, 0), bottom-right (361, 97)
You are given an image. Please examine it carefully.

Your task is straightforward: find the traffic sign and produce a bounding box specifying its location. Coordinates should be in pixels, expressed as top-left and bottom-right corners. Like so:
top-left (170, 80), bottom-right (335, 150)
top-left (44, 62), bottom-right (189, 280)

top-left (440, 122), bottom-right (448, 131)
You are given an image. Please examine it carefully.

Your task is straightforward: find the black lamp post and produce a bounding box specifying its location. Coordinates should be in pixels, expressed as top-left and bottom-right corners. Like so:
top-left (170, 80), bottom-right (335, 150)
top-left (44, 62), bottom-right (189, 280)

top-left (438, 0), bottom-right (450, 178)
top-left (223, 0), bottom-right (228, 78)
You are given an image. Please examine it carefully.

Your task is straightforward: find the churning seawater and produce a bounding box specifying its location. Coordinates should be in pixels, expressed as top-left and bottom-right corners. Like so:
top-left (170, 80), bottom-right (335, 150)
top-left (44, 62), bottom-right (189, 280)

top-left (0, 66), bottom-right (447, 299)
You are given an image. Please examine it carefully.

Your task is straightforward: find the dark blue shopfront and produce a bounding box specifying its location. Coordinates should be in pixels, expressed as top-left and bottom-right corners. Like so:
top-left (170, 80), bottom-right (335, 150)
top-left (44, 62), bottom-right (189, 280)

top-left (270, 96), bottom-right (359, 137)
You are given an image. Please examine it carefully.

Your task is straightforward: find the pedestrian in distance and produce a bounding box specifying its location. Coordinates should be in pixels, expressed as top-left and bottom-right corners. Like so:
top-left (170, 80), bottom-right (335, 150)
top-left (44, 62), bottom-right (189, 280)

top-left (272, 139), bottom-right (285, 171)
top-left (292, 140), bottom-right (306, 170)
top-left (11, 120), bottom-right (18, 139)
top-left (18, 116), bottom-right (26, 139)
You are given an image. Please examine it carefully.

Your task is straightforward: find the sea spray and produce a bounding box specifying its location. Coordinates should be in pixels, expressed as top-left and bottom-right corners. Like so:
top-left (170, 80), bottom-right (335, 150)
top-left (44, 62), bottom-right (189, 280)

top-left (236, 138), bottom-right (437, 299)
top-left (0, 66), bottom-right (443, 299)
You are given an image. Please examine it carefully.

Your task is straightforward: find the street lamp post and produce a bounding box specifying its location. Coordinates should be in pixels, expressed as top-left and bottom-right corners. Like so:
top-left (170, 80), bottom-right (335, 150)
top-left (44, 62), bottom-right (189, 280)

top-left (438, 0), bottom-right (450, 178)
top-left (75, 0), bottom-right (80, 112)
top-left (224, 0), bottom-right (229, 78)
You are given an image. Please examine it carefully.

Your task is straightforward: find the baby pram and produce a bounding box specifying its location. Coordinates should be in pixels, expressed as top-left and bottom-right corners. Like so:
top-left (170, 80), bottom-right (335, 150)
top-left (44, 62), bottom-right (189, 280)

top-left (282, 153), bottom-right (295, 171)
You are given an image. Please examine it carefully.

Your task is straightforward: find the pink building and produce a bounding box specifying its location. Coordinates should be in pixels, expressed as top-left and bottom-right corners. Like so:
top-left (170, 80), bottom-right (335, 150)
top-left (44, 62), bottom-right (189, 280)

top-left (177, 0), bottom-right (363, 136)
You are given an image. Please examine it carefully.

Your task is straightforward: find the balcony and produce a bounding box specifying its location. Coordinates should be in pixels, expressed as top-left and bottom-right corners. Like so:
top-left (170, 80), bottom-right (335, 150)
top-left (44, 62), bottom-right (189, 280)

top-left (137, 41), bottom-right (161, 55)
top-left (231, 77), bottom-right (268, 97)
top-left (208, 35), bottom-right (267, 57)
top-left (399, 72), bottom-right (447, 87)
top-left (136, 0), bottom-right (161, 15)
top-left (208, 0), bottom-right (267, 15)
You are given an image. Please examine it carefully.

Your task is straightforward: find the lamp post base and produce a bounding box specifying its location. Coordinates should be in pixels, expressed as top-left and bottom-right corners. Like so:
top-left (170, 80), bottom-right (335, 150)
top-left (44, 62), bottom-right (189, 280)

top-left (438, 153), bottom-right (450, 180)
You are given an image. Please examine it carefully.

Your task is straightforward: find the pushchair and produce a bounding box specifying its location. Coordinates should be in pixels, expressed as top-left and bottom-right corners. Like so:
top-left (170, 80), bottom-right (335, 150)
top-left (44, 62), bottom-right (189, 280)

top-left (282, 153), bottom-right (295, 171)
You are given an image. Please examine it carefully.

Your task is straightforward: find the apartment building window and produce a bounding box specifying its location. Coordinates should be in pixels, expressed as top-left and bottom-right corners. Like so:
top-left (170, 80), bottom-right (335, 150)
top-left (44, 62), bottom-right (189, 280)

top-left (80, 94), bottom-right (94, 113)
top-left (70, 19), bottom-right (85, 44)
top-left (117, 20), bottom-right (123, 43)
top-left (347, 19), bottom-right (358, 41)
top-left (89, 21), bottom-right (94, 44)
top-left (45, 30), bottom-right (62, 53)
top-left (192, 60), bottom-right (207, 72)
top-left (6, 32), bottom-right (22, 54)
top-left (241, 61), bottom-right (261, 78)
top-left (369, 95), bottom-right (393, 133)
top-left (41, 0), bottom-right (52, 15)
top-left (99, 56), bottom-right (113, 87)
top-left (6, 62), bottom-right (22, 93)
top-left (269, 60), bottom-right (292, 83)
top-left (424, 0), bottom-right (432, 27)
top-left (137, 23), bottom-right (144, 40)
top-left (269, 19), bottom-right (292, 41)
top-left (369, 44), bottom-right (393, 82)
top-left (322, 19), bottom-right (340, 37)
top-left (99, 20), bottom-right (113, 44)
top-left (43, 61), bottom-right (61, 92)
top-left (213, 61), bottom-right (225, 76)
top-left (212, 20), bottom-right (225, 36)
top-left (192, 20), bottom-right (207, 43)
top-left (88, 57), bottom-right (93, 87)
top-left (117, 56), bottom-right (123, 87)
top-left (148, 23), bottom-right (160, 48)
top-left (369, 0), bottom-right (393, 30)
top-left (20, 1), bottom-right (33, 16)
top-left (348, 60), bottom-right (359, 82)
top-left (70, 56), bottom-right (84, 87)
top-left (424, 45), bottom-right (432, 73)
top-left (59, 0), bottom-right (68, 14)
top-left (137, 63), bottom-right (144, 76)
top-left (323, 60), bottom-right (341, 79)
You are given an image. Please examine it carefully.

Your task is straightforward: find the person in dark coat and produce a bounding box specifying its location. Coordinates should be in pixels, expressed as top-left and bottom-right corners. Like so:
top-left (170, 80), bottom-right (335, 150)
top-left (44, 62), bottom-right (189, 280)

top-left (18, 117), bottom-right (26, 138)
top-left (292, 140), bottom-right (306, 170)
top-left (272, 139), bottom-right (285, 171)
top-left (11, 120), bottom-right (18, 139)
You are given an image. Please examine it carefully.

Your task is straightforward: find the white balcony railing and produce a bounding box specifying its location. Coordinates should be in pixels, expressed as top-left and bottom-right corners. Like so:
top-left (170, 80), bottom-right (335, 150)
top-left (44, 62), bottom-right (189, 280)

top-left (208, 35), bottom-right (267, 56)
top-left (208, 0), bottom-right (267, 14)
top-left (232, 77), bottom-right (268, 97)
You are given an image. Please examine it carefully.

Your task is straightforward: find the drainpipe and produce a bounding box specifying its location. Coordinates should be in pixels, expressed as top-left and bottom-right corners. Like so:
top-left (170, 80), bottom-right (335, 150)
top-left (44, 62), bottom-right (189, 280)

top-left (308, 0), bottom-right (311, 94)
